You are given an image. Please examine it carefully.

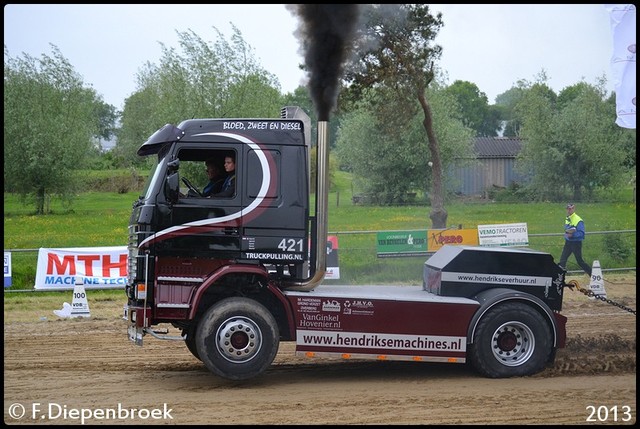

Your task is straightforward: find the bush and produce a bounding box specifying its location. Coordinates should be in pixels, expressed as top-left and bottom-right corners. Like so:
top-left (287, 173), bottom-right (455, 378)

top-left (602, 233), bottom-right (632, 262)
top-left (491, 182), bottom-right (538, 203)
top-left (83, 170), bottom-right (145, 193)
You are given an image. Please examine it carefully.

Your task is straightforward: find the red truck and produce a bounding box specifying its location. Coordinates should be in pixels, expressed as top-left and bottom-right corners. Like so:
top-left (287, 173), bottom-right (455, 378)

top-left (124, 106), bottom-right (568, 380)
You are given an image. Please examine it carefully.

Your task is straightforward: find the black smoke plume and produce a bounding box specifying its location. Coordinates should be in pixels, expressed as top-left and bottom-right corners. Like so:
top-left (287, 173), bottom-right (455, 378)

top-left (287, 4), bottom-right (360, 121)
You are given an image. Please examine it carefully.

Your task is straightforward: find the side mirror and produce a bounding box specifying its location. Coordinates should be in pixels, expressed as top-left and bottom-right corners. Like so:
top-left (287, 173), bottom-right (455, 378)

top-left (166, 172), bottom-right (180, 203)
top-left (167, 158), bottom-right (180, 173)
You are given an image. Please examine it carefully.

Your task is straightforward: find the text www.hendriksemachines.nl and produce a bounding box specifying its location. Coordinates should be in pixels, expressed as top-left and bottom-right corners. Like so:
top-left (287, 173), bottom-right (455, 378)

top-left (299, 331), bottom-right (465, 351)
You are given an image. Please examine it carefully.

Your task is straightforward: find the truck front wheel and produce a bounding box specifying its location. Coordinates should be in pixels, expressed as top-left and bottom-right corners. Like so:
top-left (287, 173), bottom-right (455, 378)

top-left (468, 302), bottom-right (552, 378)
top-left (196, 297), bottom-right (279, 381)
top-left (184, 324), bottom-right (200, 361)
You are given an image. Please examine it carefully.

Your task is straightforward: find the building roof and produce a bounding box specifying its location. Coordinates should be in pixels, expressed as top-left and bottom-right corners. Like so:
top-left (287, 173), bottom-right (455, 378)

top-left (474, 137), bottom-right (522, 158)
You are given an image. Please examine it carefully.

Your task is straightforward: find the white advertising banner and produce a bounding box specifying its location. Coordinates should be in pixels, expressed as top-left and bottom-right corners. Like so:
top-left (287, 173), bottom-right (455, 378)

top-left (35, 246), bottom-right (127, 290)
top-left (477, 223), bottom-right (529, 247)
top-left (606, 4), bottom-right (636, 129)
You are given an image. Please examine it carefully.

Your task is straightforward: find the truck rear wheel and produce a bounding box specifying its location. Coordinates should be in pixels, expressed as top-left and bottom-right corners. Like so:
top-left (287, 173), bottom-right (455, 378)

top-left (468, 302), bottom-right (552, 378)
top-left (196, 297), bottom-right (279, 381)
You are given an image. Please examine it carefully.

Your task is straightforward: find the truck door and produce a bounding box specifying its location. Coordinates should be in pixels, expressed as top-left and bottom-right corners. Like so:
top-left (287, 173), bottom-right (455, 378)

top-left (168, 147), bottom-right (243, 257)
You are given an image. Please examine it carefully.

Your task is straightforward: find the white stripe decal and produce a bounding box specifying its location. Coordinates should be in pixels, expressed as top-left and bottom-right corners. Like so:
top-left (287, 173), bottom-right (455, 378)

top-left (140, 132), bottom-right (271, 248)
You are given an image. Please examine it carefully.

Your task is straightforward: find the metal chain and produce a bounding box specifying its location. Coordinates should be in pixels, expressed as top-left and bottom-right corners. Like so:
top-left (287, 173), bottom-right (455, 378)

top-left (566, 280), bottom-right (636, 315)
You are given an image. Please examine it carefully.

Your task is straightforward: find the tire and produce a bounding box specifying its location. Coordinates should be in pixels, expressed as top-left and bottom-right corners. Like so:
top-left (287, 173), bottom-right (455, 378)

top-left (468, 302), bottom-right (552, 378)
top-left (184, 324), bottom-right (201, 361)
top-left (196, 297), bottom-right (279, 381)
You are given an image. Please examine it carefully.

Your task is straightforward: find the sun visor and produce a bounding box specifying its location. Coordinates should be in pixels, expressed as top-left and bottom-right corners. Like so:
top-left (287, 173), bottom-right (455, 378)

top-left (137, 124), bottom-right (185, 156)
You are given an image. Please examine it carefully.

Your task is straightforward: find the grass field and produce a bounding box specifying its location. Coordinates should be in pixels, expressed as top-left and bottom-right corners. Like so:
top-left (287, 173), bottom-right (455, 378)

top-left (4, 171), bottom-right (636, 288)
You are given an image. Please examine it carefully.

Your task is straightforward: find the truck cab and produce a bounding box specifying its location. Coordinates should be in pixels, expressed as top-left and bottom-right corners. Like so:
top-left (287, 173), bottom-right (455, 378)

top-left (126, 109), bottom-right (316, 348)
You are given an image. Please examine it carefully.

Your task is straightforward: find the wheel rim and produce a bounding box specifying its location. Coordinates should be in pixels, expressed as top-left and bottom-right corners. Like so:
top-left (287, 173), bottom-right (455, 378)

top-left (216, 316), bottom-right (262, 364)
top-left (490, 321), bottom-right (535, 367)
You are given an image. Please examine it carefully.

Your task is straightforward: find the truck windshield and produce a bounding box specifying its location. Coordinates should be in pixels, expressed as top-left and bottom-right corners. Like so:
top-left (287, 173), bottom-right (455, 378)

top-left (142, 155), bottom-right (165, 200)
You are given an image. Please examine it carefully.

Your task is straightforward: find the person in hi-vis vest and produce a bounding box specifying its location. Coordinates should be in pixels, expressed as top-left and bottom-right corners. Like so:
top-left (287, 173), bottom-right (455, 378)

top-left (558, 203), bottom-right (592, 276)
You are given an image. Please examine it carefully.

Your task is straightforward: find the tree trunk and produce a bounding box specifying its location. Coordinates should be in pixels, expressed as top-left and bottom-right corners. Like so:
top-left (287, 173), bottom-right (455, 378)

top-left (35, 186), bottom-right (46, 215)
top-left (418, 92), bottom-right (447, 229)
top-left (572, 184), bottom-right (582, 203)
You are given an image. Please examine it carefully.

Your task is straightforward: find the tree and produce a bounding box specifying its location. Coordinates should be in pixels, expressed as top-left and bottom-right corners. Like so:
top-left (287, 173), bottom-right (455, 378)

top-left (4, 44), bottom-right (105, 214)
top-left (113, 88), bottom-right (159, 168)
top-left (93, 100), bottom-right (118, 141)
top-left (342, 4), bottom-right (450, 227)
top-left (335, 86), bottom-right (474, 204)
top-left (604, 92), bottom-right (636, 171)
top-left (496, 70), bottom-right (558, 138)
top-left (444, 80), bottom-right (500, 137)
top-left (517, 81), bottom-right (628, 201)
top-left (495, 85), bottom-right (526, 137)
top-left (117, 26), bottom-right (285, 164)
top-left (556, 81), bottom-right (592, 110)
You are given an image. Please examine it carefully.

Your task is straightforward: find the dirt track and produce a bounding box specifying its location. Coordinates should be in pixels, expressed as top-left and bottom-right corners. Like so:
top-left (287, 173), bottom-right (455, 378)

top-left (4, 274), bottom-right (636, 425)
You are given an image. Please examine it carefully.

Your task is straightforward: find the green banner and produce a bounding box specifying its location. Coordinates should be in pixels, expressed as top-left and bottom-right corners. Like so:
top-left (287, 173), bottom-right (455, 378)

top-left (376, 231), bottom-right (428, 258)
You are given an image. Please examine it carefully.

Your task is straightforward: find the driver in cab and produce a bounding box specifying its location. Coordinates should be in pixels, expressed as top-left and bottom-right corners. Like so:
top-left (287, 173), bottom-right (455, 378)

top-left (202, 157), bottom-right (226, 197)
top-left (182, 153), bottom-right (235, 198)
top-left (210, 154), bottom-right (236, 197)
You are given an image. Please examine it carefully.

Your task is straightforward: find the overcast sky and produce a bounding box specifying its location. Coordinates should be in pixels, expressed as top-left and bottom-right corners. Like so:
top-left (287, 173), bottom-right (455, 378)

top-left (4, 4), bottom-right (618, 110)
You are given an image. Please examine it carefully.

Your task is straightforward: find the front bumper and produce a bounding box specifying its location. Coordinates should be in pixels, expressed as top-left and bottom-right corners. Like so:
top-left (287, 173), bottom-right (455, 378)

top-left (124, 303), bottom-right (148, 346)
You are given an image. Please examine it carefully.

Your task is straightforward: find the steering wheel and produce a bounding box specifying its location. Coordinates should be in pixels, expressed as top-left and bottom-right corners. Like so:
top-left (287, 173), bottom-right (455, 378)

top-left (181, 177), bottom-right (202, 197)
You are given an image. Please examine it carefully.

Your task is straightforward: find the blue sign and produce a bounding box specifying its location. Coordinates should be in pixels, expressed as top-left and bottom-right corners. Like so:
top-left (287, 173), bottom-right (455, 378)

top-left (4, 252), bottom-right (12, 287)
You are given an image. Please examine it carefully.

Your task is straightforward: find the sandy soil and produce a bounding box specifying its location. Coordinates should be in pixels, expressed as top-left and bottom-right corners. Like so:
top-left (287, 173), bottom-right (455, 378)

top-left (4, 274), bottom-right (636, 425)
